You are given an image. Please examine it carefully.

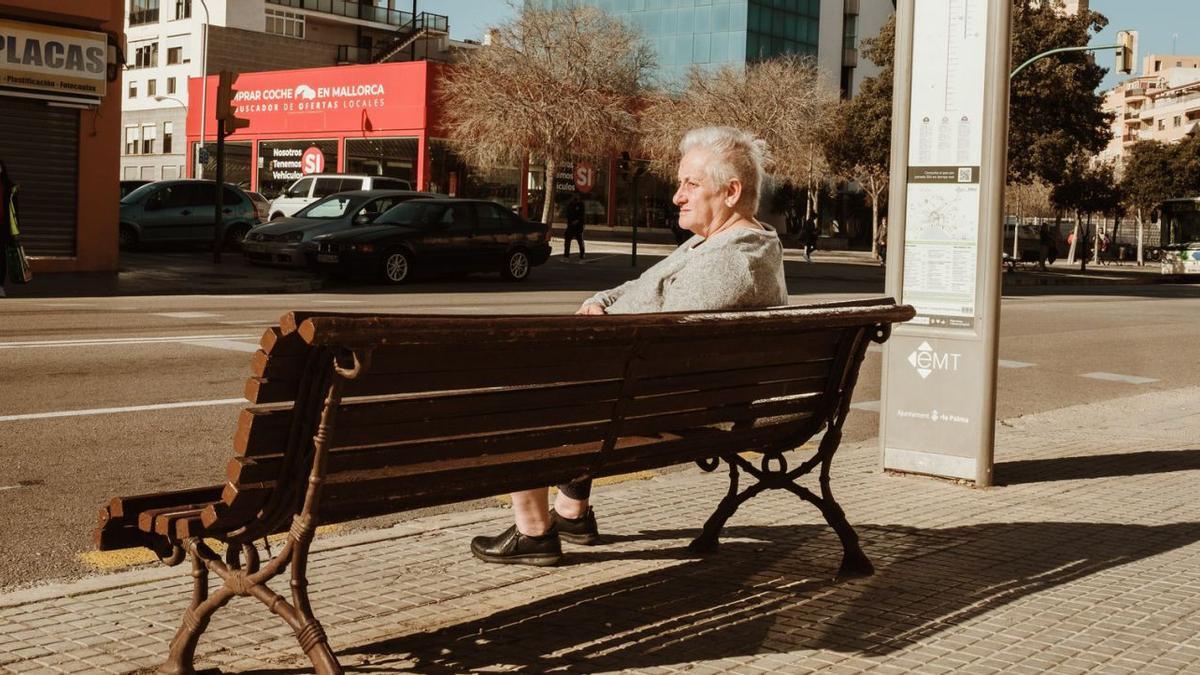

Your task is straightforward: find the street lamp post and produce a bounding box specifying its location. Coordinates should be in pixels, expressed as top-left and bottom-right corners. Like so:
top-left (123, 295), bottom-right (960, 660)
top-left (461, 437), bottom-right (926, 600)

top-left (197, 0), bottom-right (210, 179)
top-left (154, 96), bottom-right (187, 172)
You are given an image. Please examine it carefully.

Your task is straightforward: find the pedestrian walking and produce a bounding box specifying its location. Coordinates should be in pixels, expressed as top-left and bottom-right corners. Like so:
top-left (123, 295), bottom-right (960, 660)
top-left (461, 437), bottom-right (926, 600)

top-left (876, 216), bottom-right (888, 266)
top-left (802, 214), bottom-right (819, 263)
top-left (470, 126), bottom-right (787, 566)
top-left (1038, 223), bottom-right (1054, 270)
top-left (0, 160), bottom-right (32, 297)
top-left (563, 194), bottom-right (586, 260)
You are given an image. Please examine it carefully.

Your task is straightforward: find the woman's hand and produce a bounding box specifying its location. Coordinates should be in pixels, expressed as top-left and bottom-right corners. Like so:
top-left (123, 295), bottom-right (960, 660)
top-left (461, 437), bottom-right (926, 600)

top-left (575, 302), bottom-right (605, 316)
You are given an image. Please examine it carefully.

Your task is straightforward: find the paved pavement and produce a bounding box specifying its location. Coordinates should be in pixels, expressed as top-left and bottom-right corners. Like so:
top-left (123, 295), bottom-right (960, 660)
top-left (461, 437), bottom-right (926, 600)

top-left (2, 383), bottom-right (1197, 673)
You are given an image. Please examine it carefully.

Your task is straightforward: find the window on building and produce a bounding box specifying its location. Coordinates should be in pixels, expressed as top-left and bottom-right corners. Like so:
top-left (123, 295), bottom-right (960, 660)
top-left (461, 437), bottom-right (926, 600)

top-left (167, 46), bottom-right (183, 64)
top-left (167, 77), bottom-right (177, 94)
top-left (142, 125), bottom-right (157, 154)
top-left (133, 42), bottom-right (159, 69)
top-left (1154, 60), bottom-right (1162, 71)
top-left (174, 0), bottom-right (191, 20)
top-left (1158, 119), bottom-right (1166, 131)
top-left (1175, 116), bottom-right (1182, 128)
top-left (125, 127), bottom-right (140, 155)
top-left (265, 9), bottom-right (305, 38)
top-left (842, 14), bottom-right (858, 51)
top-left (128, 81), bottom-right (137, 98)
top-left (147, 79), bottom-right (157, 97)
top-left (130, 0), bottom-right (160, 26)
top-left (163, 122), bottom-right (174, 154)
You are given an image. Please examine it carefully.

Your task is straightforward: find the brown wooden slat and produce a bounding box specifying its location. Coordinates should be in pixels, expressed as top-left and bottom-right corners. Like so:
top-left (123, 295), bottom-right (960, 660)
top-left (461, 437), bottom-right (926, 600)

top-left (228, 422), bottom-right (613, 485)
top-left (260, 325), bottom-right (309, 356)
top-left (136, 503), bottom-right (212, 535)
top-left (174, 514), bottom-right (207, 541)
top-left (245, 376), bottom-right (301, 404)
top-left (251, 350), bottom-right (306, 380)
top-left (108, 486), bottom-right (225, 520)
top-left (625, 379), bottom-right (825, 418)
top-left (632, 359), bottom-right (833, 396)
top-left (200, 482), bottom-right (271, 530)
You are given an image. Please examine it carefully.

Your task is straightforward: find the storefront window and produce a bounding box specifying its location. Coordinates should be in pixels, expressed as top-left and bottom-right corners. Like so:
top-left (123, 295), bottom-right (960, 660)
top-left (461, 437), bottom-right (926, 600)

top-left (613, 161), bottom-right (676, 229)
top-left (345, 137), bottom-right (418, 184)
top-left (194, 141), bottom-right (252, 189)
top-left (428, 139), bottom-right (520, 210)
top-left (526, 157), bottom-right (609, 225)
top-left (256, 139), bottom-right (338, 198)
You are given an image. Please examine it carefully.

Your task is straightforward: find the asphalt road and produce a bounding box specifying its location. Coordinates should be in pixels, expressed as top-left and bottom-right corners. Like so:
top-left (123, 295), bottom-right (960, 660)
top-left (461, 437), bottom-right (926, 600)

top-left (2, 247), bottom-right (1198, 589)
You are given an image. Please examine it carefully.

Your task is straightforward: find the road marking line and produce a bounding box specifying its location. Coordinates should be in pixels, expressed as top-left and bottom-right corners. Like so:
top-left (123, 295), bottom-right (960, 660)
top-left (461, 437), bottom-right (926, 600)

top-left (1081, 372), bottom-right (1159, 385)
top-left (37, 302), bottom-right (94, 308)
top-left (311, 300), bottom-right (365, 304)
top-left (219, 320), bottom-right (274, 325)
top-left (0, 398), bottom-right (245, 423)
top-left (0, 484), bottom-right (26, 492)
top-left (998, 360), bottom-right (1036, 369)
top-left (183, 339), bottom-right (261, 353)
top-left (154, 312), bottom-right (221, 319)
top-left (851, 400), bottom-right (880, 412)
top-left (0, 334), bottom-right (257, 349)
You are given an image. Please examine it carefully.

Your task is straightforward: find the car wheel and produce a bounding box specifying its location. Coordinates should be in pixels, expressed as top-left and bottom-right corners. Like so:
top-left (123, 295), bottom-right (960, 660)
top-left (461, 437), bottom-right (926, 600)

top-left (382, 249), bottom-right (412, 284)
top-left (502, 249), bottom-right (531, 281)
top-left (118, 225), bottom-right (139, 251)
top-left (223, 224), bottom-right (250, 252)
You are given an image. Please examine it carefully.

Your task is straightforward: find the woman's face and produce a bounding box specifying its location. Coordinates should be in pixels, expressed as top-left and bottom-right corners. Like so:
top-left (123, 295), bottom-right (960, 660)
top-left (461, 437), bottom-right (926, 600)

top-left (673, 147), bottom-right (733, 237)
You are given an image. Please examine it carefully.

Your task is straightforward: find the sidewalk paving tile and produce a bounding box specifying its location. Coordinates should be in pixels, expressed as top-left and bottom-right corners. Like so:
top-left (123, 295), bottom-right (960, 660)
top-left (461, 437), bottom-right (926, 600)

top-left (1, 386), bottom-right (1198, 673)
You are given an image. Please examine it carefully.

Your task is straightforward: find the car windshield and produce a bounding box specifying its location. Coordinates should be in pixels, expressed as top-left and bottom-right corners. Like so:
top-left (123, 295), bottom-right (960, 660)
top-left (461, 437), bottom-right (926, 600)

top-left (375, 201), bottom-right (444, 226)
top-left (120, 183), bottom-right (158, 204)
top-left (295, 195), bottom-right (363, 219)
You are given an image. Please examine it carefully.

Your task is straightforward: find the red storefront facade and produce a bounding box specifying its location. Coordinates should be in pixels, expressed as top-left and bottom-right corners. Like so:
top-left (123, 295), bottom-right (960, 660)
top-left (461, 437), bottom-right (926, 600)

top-left (186, 59), bottom-right (673, 229)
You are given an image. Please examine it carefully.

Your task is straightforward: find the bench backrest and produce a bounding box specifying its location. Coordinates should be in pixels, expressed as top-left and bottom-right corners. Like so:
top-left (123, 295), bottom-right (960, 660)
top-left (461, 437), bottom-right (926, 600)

top-left (198, 298), bottom-right (913, 544)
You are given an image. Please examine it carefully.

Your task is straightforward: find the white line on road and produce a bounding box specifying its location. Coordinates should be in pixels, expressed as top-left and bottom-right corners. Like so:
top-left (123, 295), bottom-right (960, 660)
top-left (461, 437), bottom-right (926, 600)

top-left (154, 312), bottom-right (221, 319)
top-left (1081, 372), bottom-right (1159, 385)
top-left (311, 300), bottom-right (366, 304)
top-left (182, 339), bottom-right (261, 353)
top-left (851, 400), bottom-right (880, 412)
top-left (0, 334), bottom-right (257, 349)
top-left (219, 320), bottom-right (274, 325)
top-left (998, 360), bottom-right (1036, 369)
top-left (0, 484), bottom-right (27, 492)
top-left (0, 398), bottom-right (246, 423)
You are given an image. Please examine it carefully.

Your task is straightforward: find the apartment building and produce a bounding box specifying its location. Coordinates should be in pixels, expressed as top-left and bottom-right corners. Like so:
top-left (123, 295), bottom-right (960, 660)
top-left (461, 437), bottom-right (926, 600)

top-left (121, 0), bottom-right (453, 183)
top-left (528, 0), bottom-right (891, 98)
top-left (1100, 54), bottom-right (1200, 170)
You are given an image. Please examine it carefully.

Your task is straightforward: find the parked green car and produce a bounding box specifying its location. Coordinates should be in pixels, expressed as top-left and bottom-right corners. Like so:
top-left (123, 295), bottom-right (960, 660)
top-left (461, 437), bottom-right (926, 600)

top-left (119, 179), bottom-right (258, 251)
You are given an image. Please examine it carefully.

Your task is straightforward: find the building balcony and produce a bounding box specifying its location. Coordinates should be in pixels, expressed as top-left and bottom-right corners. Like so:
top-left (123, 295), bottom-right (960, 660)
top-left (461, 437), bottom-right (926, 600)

top-left (1123, 111), bottom-right (1139, 120)
top-left (1125, 87), bottom-right (1146, 99)
top-left (266, 0), bottom-right (412, 29)
top-left (1121, 133), bottom-right (1140, 144)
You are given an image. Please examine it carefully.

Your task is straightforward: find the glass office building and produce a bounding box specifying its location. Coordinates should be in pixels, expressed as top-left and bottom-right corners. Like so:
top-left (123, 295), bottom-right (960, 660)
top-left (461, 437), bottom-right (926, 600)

top-left (528, 0), bottom-right (821, 87)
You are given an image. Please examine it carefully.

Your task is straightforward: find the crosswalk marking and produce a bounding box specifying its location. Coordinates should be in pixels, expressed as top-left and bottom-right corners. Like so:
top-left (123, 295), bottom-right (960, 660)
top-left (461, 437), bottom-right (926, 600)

top-left (998, 360), bottom-right (1036, 369)
top-left (182, 339), bottom-right (260, 353)
top-left (1081, 372), bottom-right (1159, 385)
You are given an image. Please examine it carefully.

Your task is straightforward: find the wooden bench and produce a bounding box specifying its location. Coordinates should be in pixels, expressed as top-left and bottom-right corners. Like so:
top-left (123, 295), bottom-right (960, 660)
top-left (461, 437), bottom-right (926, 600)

top-left (94, 297), bottom-right (914, 674)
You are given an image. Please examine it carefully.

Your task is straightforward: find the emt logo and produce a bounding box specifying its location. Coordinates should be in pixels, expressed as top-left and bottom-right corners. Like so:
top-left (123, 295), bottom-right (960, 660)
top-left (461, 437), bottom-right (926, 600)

top-left (907, 341), bottom-right (961, 379)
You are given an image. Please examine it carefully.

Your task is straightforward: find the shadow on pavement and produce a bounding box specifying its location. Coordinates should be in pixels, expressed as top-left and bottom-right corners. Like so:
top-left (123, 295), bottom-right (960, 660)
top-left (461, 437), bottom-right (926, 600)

top-left (996, 448), bottom-right (1200, 485)
top-left (246, 520), bottom-right (1200, 674)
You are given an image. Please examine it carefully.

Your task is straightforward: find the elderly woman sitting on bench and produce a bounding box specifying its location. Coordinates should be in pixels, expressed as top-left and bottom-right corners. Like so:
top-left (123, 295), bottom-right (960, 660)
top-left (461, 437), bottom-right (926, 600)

top-left (471, 126), bottom-right (791, 566)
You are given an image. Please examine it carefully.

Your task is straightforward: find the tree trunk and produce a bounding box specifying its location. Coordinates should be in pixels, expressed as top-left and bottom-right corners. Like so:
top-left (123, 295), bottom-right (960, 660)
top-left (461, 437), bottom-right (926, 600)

top-left (1136, 207), bottom-right (1144, 266)
top-left (540, 157), bottom-right (556, 227)
top-left (1067, 210), bottom-right (1080, 264)
top-left (870, 189), bottom-right (879, 258)
top-left (1080, 213), bottom-right (1091, 272)
top-left (1013, 187), bottom-right (1023, 259)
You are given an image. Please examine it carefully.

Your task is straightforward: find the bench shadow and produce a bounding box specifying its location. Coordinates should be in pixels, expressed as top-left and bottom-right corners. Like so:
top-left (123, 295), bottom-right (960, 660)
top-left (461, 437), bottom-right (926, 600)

top-left (997, 449), bottom-right (1200, 485)
top-left (235, 520), bottom-right (1199, 674)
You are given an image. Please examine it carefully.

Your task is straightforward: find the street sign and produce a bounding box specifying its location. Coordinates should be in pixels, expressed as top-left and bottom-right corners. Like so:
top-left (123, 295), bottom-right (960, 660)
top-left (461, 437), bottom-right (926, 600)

top-left (573, 162), bottom-right (595, 193)
top-left (301, 147), bottom-right (325, 175)
top-left (880, 0), bottom-right (1012, 486)
top-left (197, 146), bottom-right (210, 165)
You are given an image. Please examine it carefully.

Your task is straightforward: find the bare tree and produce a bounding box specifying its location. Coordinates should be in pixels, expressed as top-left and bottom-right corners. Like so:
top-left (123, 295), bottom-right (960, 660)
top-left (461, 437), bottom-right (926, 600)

top-left (639, 56), bottom-right (838, 208)
top-left (438, 4), bottom-right (655, 225)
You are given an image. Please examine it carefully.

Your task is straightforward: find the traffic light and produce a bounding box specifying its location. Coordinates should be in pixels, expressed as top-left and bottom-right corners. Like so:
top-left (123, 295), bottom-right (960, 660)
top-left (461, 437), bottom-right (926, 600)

top-left (216, 70), bottom-right (250, 132)
top-left (1117, 30), bottom-right (1138, 75)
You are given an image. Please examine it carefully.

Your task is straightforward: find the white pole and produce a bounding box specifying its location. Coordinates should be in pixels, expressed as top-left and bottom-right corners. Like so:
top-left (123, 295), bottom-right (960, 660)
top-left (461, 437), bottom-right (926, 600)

top-left (197, 0), bottom-right (210, 179)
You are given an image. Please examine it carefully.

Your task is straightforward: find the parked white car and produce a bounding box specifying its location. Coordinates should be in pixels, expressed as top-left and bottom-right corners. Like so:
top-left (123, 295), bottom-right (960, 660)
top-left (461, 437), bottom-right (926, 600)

top-left (267, 174), bottom-right (414, 220)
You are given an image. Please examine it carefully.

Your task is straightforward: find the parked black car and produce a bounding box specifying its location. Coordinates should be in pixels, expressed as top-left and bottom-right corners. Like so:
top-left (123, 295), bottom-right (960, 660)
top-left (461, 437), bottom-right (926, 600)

top-left (243, 189), bottom-right (435, 267)
top-left (120, 180), bottom-right (151, 199)
top-left (307, 198), bottom-right (551, 283)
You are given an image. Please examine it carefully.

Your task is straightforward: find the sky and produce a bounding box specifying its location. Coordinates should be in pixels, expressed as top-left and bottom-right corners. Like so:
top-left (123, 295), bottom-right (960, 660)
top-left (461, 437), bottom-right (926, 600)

top-left (414, 0), bottom-right (1198, 93)
top-left (415, 0), bottom-right (517, 42)
top-left (1088, 0), bottom-right (1200, 91)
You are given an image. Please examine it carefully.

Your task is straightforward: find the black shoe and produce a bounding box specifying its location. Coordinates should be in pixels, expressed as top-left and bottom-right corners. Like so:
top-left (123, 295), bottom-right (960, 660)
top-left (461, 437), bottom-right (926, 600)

top-left (550, 507), bottom-right (601, 545)
top-left (471, 525), bottom-right (563, 566)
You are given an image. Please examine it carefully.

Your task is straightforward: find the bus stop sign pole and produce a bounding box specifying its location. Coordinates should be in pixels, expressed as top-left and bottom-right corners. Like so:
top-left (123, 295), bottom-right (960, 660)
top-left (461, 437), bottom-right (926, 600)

top-left (879, 0), bottom-right (1012, 487)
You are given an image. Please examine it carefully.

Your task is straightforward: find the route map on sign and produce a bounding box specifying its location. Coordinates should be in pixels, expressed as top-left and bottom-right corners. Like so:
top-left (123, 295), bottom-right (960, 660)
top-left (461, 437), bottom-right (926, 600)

top-left (902, 0), bottom-right (987, 330)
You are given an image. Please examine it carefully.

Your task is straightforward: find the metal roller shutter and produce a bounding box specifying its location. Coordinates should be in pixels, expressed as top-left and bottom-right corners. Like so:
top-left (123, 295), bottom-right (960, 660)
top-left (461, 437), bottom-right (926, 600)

top-left (0, 97), bottom-right (79, 257)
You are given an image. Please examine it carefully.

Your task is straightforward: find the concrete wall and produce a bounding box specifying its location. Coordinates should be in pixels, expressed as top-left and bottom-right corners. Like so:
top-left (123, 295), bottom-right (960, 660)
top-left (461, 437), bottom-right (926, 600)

top-left (205, 25), bottom-right (340, 75)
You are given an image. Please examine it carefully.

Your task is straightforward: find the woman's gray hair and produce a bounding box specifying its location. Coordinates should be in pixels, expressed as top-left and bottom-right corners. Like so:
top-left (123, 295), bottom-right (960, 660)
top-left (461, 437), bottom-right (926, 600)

top-left (679, 126), bottom-right (771, 215)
